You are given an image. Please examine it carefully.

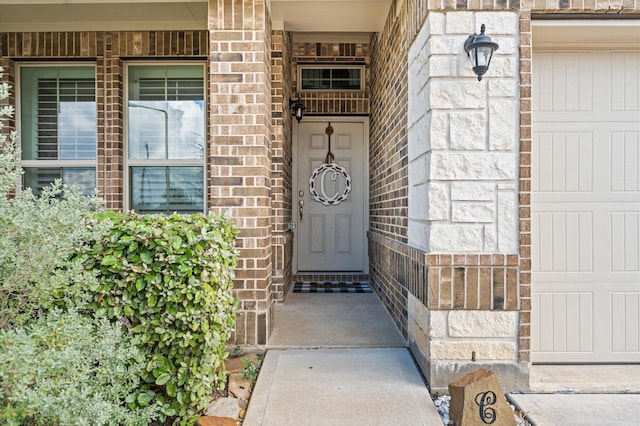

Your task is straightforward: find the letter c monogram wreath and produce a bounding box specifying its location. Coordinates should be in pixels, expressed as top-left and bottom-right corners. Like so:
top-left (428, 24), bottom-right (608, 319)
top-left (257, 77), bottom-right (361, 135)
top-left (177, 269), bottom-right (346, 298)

top-left (309, 162), bottom-right (352, 206)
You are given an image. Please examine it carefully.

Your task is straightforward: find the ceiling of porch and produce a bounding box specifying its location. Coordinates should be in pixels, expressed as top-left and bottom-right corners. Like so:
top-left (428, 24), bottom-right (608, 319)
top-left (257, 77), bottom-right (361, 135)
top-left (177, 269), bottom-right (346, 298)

top-left (0, 0), bottom-right (391, 33)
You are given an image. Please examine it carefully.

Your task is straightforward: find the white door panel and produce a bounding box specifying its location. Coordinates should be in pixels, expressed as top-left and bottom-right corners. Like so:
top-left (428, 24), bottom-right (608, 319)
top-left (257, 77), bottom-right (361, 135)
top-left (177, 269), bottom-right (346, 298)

top-left (532, 50), bottom-right (640, 363)
top-left (294, 120), bottom-right (367, 272)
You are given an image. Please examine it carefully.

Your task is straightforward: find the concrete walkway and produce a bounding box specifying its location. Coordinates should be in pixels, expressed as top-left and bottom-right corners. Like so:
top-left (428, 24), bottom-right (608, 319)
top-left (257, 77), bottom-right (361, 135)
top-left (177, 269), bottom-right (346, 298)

top-left (244, 291), bottom-right (442, 425)
top-left (243, 348), bottom-right (443, 425)
top-left (508, 393), bottom-right (640, 426)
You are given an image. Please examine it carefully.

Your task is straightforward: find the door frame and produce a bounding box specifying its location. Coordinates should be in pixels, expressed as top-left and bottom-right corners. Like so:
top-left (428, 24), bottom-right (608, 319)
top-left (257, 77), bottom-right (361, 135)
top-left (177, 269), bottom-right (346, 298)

top-left (292, 116), bottom-right (370, 274)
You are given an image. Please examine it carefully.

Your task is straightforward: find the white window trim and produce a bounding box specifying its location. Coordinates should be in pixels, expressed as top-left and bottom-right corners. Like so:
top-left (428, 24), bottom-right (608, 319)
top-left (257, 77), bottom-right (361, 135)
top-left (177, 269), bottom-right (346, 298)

top-left (16, 62), bottom-right (98, 191)
top-left (124, 61), bottom-right (208, 214)
top-left (298, 65), bottom-right (365, 92)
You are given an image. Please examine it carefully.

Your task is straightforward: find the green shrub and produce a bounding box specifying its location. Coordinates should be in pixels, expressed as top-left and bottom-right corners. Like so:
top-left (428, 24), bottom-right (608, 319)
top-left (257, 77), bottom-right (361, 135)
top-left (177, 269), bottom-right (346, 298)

top-left (83, 211), bottom-right (239, 421)
top-left (0, 309), bottom-right (160, 426)
top-left (0, 67), bottom-right (161, 425)
top-left (0, 183), bottom-right (106, 329)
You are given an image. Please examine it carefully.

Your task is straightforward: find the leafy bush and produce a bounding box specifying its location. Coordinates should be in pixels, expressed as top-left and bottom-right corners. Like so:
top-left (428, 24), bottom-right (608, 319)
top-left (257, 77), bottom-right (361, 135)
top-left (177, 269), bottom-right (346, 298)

top-left (0, 66), bottom-right (21, 195)
top-left (0, 183), bottom-right (106, 329)
top-left (0, 67), bottom-right (162, 425)
top-left (83, 211), bottom-right (239, 420)
top-left (0, 309), bottom-right (160, 426)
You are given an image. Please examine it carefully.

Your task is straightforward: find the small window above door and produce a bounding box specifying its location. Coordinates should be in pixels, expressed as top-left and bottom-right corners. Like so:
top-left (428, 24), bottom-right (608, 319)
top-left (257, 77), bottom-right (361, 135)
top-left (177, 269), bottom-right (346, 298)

top-left (299, 66), bottom-right (364, 91)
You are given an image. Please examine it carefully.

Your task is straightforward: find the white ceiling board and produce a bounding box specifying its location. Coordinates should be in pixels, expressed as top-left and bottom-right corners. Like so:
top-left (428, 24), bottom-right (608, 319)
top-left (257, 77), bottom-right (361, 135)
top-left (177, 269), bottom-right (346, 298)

top-left (0, 3), bottom-right (209, 31)
top-left (0, 0), bottom-right (390, 33)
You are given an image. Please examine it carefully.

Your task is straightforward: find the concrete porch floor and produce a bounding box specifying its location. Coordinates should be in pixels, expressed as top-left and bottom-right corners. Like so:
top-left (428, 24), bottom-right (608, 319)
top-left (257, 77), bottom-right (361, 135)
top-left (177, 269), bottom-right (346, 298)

top-left (268, 291), bottom-right (406, 348)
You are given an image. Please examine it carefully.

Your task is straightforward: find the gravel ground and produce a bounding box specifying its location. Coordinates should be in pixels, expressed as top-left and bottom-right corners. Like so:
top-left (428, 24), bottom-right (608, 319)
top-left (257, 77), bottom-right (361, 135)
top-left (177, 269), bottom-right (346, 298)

top-left (432, 394), bottom-right (531, 426)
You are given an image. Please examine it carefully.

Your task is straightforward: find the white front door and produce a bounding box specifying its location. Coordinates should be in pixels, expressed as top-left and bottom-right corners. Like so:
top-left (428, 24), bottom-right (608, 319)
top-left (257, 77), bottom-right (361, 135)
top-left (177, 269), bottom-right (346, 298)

top-left (294, 119), bottom-right (367, 272)
top-left (531, 49), bottom-right (640, 363)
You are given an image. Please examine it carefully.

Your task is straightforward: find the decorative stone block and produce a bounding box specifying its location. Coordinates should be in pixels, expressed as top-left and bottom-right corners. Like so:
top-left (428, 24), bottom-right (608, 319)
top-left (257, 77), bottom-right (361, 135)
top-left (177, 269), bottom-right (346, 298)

top-left (450, 112), bottom-right (487, 151)
top-left (407, 220), bottom-right (430, 250)
top-left (430, 112), bottom-right (449, 150)
top-left (430, 152), bottom-right (517, 180)
top-left (452, 202), bottom-right (494, 223)
top-left (431, 341), bottom-right (517, 360)
top-left (497, 192), bottom-right (517, 253)
top-left (430, 80), bottom-right (485, 109)
top-left (448, 369), bottom-right (516, 426)
top-left (429, 310), bottom-right (447, 338)
top-left (489, 99), bottom-right (518, 151)
top-left (428, 182), bottom-right (450, 221)
top-left (448, 311), bottom-right (518, 338)
top-left (451, 183), bottom-right (495, 201)
top-left (488, 80), bottom-right (517, 98)
top-left (429, 224), bottom-right (484, 252)
top-left (429, 55), bottom-right (453, 77)
top-left (445, 12), bottom-right (475, 34)
top-left (475, 12), bottom-right (519, 34)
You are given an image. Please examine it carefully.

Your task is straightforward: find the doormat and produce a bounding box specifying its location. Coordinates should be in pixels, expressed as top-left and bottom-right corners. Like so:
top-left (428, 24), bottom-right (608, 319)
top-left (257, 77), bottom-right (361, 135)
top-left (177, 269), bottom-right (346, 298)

top-left (293, 281), bottom-right (372, 293)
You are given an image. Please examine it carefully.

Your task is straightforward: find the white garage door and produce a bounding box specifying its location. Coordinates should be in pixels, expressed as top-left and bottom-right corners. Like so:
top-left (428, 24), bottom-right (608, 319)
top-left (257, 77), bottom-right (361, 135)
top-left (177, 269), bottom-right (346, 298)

top-left (531, 47), bottom-right (640, 363)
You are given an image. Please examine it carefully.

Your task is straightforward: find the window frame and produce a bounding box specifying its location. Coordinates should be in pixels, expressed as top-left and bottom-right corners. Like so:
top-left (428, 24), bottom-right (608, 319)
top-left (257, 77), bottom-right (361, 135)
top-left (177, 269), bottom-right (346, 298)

top-left (124, 61), bottom-right (207, 214)
top-left (298, 65), bottom-right (365, 92)
top-left (17, 62), bottom-right (98, 193)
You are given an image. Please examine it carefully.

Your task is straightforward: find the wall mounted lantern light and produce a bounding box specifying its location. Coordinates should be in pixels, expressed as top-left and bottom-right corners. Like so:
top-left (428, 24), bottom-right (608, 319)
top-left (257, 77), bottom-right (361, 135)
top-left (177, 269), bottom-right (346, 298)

top-left (289, 98), bottom-right (306, 123)
top-left (464, 24), bottom-right (499, 81)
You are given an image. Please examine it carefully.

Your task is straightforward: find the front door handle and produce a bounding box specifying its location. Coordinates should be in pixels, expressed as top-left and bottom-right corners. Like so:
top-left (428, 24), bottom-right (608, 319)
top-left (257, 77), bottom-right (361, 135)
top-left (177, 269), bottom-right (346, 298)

top-left (299, 199), bottom-right (304, 223)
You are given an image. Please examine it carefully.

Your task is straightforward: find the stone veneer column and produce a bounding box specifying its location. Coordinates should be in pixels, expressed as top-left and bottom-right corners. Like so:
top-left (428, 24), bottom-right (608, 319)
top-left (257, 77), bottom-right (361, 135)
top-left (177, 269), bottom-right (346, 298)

top-left (208, 0), bottom-right (273, 345)
top-left (406, 11), bottom-right (528, 392)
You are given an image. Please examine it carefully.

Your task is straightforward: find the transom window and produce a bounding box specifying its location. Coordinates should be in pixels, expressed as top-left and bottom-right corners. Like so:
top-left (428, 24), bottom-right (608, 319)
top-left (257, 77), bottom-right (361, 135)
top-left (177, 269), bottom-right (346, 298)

top-left (299, 66), bottom-right (364, 91)
top-left (20, 65), bottom-right (97, 194)
top-left (127, 64), bottom-right (206, 214)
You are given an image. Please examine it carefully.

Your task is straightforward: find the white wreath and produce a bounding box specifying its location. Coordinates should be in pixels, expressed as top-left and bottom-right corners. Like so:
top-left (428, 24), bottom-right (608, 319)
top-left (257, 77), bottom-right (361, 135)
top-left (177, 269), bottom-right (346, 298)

top-left (309, 162), bottom-right (352, 206)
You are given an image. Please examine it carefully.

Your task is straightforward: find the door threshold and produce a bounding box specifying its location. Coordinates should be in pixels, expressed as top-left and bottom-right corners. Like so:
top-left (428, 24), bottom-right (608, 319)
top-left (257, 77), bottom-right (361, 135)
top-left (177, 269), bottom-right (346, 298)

top-left (293, 273), bottom-right (369, 283)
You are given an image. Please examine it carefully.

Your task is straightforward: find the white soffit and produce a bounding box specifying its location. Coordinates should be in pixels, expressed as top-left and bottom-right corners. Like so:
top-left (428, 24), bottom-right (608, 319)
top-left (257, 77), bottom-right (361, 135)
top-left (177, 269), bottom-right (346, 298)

top-left (532, 19), bottom-right (640, 50)
top-left (0, 0), bottom-right (391, 33)
top-left (0, 2), bottom-right (209, 31)
top-left (271, 0), bottom-right (391, 33)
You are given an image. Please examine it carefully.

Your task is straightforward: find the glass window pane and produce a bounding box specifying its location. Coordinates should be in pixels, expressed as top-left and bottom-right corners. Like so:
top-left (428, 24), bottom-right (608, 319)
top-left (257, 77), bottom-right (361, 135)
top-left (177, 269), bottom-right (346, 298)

top-left (130, 166), bottom-right (204, 214)
top-left (20, 67), bottom-right (96, 161)
top-left (300, 67), bottom-right (362, 91)
top-left (128, 100), bottom-right (205, 160)
top-left (128, 65), bottom-right (205, 160)
top-left (23, 167), bottom-right (96, 196)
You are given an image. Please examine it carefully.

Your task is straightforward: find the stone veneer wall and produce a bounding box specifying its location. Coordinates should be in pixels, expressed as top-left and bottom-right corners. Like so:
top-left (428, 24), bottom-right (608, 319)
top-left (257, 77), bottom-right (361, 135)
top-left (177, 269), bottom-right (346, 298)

top-left (291, 42), bottom-right (370, 115)
top-left (368, 0), bottom-right (528, 391)
top-left (207, 0), bottom-right (273, 345)
top-left (369, 0), bottom-right (640, 392)
top-left (271, 30), bottom-right (294, 302)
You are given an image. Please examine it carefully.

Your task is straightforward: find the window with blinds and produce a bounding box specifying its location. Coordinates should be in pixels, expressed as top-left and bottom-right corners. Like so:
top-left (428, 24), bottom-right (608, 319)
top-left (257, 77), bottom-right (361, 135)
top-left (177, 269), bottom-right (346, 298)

top-left (127, 64), bottom-right (206, 214)
top-left (299, 66), bottom-right (364, 91)
top-left (20, 66), bottom-right (97, 195)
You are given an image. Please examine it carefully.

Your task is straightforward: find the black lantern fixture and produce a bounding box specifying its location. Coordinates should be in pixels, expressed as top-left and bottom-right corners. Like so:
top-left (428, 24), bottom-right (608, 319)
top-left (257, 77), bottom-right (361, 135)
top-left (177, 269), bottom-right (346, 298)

top-left (289, 98), bottom-right (306, 123)
top-left (464, 24), bottom-right (499, 81)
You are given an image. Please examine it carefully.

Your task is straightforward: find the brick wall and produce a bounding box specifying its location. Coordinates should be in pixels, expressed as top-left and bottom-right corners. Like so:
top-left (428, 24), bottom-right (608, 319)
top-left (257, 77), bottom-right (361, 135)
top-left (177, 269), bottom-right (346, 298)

top-left (271, 29), bottom-right (294, 302)
top-left (208, 0), bottom-right (273, 345)
top-left (292, 42), bottom-right (370, 115)
top-left (369, 2), bottom-right (409, 244)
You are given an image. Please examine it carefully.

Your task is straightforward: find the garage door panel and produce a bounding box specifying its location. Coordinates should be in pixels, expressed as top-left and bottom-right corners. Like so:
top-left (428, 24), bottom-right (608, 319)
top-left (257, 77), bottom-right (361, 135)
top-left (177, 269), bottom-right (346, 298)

top-left (533, 52), bottom-right (594, 112)
top-left (611, 52), bottom-right (640, 111)
top-left (533, 291), bottom-right (594, 354)
top-left (611, 212), bottom-right (640, 272)
top-left (611, 131), bottom-right (640, 192)
top-left (612, 292), bottom-right (640, 352)
top-left (532, 131), bottom-right (592, 193)
top-left (532, 211), bottom-right (593, 272)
